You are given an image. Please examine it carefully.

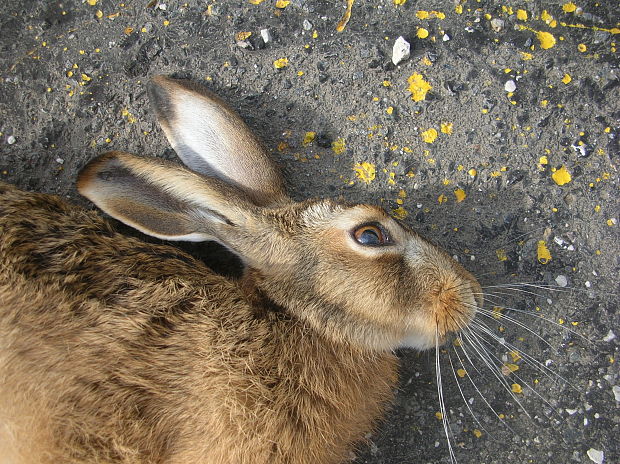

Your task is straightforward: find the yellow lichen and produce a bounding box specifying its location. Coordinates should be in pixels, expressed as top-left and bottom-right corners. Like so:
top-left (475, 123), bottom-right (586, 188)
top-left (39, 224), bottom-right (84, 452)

top-left (511, 383), bottom-right (523, 394)
top-left (440, 122), bottom-right (453, 134)
top-left (537, 240), bottom-right (552, 264)
top-left (562, 2), bottom-right (577, 13)
top-left (552, 166), bottom-right (572, 185)
top-left (392, 207), bottom-right (408, 219)
top-left (421, 128), bottom-right (438, 143)
top-left (517, 9), bottom-right (528, 21)
top-left (454, 188), bottom-right (466, 202)
top-left (457, 368), bottom-right (467, 378)
top-left (275, 0), bottom-right (290, 8)
top-left (331, 138), bottom-right (346, 155)
top-left (273, 58), bottom-right (289, 69)
top-left (537, 31), bottom-right (556, 49)
top-left (353, 162), bottom-right (376, 183)
top-left (417, 27), bottom-right (429, 39)
top-left (302, 131), bottom-right (316, 146)
top-left (562, 73), bottom-right (572, 84)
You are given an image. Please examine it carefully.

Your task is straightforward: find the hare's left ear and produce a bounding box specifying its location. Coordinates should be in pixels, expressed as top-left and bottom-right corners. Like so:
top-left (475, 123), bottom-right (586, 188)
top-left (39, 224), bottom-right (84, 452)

top-left (147, 75), bottom-right (288, 207)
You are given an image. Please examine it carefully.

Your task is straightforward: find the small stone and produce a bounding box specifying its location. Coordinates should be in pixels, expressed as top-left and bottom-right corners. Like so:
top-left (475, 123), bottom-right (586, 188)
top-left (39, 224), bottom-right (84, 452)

top-left (555, 275), bottom-right (568, 287)
top-left (586, 448), bottom-right (604, 464)
top-left (613, 385), bottom-right (620, 402)
top-left (442, 33), bottom-right (451, 41)
top-left (302, 19), bottom-right (312, 30)
top-left (490, 18), bottom-right (504, 32)
top-left (6, 135), bottom-right (16, 144)
top-left (504, 80), bottom-right (516, 92)
top-left (55, 157), bottom-right (64, 164)
top-left (603, 330), bottom-right (616, 342)
top-left (392, 36), bottom-right (410, 65)
top-left (260, 28), bottom-right (271, 43)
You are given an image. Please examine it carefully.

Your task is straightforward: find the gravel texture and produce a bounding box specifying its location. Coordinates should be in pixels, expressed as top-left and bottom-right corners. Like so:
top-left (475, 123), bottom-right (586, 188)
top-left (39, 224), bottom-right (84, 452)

top-left (1, 1), bottom-right (618, 463)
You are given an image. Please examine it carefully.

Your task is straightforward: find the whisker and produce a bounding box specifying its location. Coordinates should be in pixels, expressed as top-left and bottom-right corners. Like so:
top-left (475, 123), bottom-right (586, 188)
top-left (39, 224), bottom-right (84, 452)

top-left (447, 350), bottom-right (496, 440)
top-left (436, 326), bottom-right (458, 464)
top-left (460, 328), bottom-right (532, 419)
top-left (452, 340), bottom-right (519, 436)
top-left (468, 321), bottom-right (577, 391)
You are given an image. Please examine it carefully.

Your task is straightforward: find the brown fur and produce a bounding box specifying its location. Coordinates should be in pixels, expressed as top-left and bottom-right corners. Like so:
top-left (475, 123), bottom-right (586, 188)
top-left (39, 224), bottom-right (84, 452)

top-left (0, 182), bottom-right (397, 463)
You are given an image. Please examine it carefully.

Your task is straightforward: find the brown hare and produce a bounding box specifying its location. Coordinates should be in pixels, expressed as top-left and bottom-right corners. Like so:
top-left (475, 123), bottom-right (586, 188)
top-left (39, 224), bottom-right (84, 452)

top-left (0, 76), bottom-right (482, 464)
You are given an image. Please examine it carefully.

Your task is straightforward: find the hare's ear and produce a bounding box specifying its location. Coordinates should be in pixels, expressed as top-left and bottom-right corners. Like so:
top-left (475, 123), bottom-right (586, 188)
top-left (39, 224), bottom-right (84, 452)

top-left (147, 75), bottom-right (288, 207)
top-left (77, 151), bottom-right (256, 243)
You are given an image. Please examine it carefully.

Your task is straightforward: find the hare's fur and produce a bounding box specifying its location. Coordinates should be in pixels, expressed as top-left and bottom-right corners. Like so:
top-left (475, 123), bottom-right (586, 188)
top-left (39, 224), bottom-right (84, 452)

top-left (0, 182), bottom-right (397, 463)
top-left (0, 76), bottom-right (480, 463)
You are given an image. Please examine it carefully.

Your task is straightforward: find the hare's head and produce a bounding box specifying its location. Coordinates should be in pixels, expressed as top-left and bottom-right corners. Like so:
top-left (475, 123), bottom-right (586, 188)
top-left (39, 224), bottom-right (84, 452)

top-left (78, 76), bottom-right (481, 352)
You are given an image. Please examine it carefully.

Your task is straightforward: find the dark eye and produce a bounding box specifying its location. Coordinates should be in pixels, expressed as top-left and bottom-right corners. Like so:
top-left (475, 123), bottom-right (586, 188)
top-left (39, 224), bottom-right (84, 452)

top-left (353, 223), bottom-right (391, 246)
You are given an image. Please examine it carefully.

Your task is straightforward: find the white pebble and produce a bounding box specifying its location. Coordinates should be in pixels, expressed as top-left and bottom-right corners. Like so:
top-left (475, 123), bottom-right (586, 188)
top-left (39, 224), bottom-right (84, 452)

top-left (504, 80), bottom-right (517, 92)
top-left (602, 330), bottom-right (616, 342)
top-left (565, 408), bottom-right (578, 415)
top-left (7, 135), bottom-right (16, 144)
top-left (302, 19), bottom-right (313, 31)
top-left (586, 448), bottom-right (604, 464)
top-left (392, 36), bottom-right (411, 65)
top-left (260, 28), bottom-right (271, 43)
top-left (555, 275), bottom-right (568, 287)
top-left (585, 281), bottom-right (591, 288)
top-left (55, 157), bottom-right (64, 164)
top-left (442, 33), bottom-right (451, 41)
top-left (613, 385), bottom-right (620, 402)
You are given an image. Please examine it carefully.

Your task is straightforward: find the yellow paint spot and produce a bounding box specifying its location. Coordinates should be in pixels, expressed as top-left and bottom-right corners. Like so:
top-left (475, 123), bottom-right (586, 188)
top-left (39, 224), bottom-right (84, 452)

top-left (66, 70), bottom-right (74, 77)
top-left (510, 351), bottom-right (522, 362)
top-left (312, 30), bottom-right (318, 39)
top-left (392, 206), bottom-right (408, 219)
top-left (248, 0), bottom-right (265, 4)
top-left (502, 363), bottom-right (520, 375)
top-left (496, 249), bottom-right (508, 262)
top-left (594, 205), bottom-right (601, 213)
top-left (541, 10), bottom-right (554, 24)
top-left (81, 73), bottom-right (91, 82)
top-left (539, 155), bottom-right (548, 165)
top-left (608, 219), bottom-right (617, 227)
top-left (454, 189), bottom-right (466, 202)
top-left (517, 9), bottom-right (528, 21)
top-left (441, 122), bottom-right (453, 134)
top-left (393, 0), bottom-right (407, 5)
top-left (354, 162), bottom-right (376, 183)
top-left (520, 51), bottom-right (533, 60)
top-left (386, 106), bottom-right (394, 115)
top-left (163, 19), bottom-right (170, 27)
top-left (273, 58), bottom-right (289, 69)
top-left (455, 4), bottom-right (463, 14)
top-left (537, 240), bottom-right (552, 264)
top-left (336, 0), bottom-right (355, 32)
top-left (87, 0), bottom-right (98, 5)
top-left (275, 0), bottom-right (290, 7)
top-left (417, 27), bottom-right (429, 39)
top-left (438, 194), bottom-right (447, 204)
top-left (121, 108), bottom-right (137, 124)
top-left (562, 73), bottom-right (572, 84)
top-left (95, 9), bottom-right (103, 18)
top-left (302, 131), bottom-right (316, 146)
top-left (578, 43), bottom-right (587, 52)
top-left (235, 31), bottom-right (252, 41)
top-left (332, 138), bottom-right (346, 155)
top-left (537, 31), bottom-right (556, 49)
top-left (421, 128), bottom-right (438, 143)
top-left (416, 10), bottom-right (445, 19)
top-left (457, 369), bottom-right (467, 378)
top-left (562, 2), bottom-right (577, 13)
top-left (435, 411), bottom-right (443, 420)
top-left (406, 73), bottom-right (432, 101)
top-left (552, 166), bottom-right (572, 185)
top-left (473, 429), bottom-right (482, 438)
top-left (382, 80), bottom-right (392, 87)
top-left (511, 383), bottom-right (523, 394)
top-left (468, 168), bottom-right (477, 177)
top-left (541, 99), bottom-right (549, 107)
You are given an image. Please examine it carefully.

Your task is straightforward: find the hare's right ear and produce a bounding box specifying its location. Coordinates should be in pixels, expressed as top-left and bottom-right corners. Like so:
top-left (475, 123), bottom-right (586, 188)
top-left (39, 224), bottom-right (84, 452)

top-left (147, 75), bottom-right (288, 207)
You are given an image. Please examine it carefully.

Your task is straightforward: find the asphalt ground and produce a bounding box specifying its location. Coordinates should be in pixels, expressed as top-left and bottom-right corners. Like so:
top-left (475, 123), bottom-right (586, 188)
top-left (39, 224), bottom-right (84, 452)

top-left (0, 1), bottom-right (618, 463)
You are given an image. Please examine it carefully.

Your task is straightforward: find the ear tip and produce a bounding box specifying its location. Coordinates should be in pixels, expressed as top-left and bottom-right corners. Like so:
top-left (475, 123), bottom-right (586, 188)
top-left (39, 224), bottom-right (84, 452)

top-left (76, 151), bottom-right (125, 195)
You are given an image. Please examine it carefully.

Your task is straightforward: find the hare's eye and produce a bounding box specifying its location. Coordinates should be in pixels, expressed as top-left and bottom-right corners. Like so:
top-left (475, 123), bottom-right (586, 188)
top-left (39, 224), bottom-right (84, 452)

top-left (353, 223), bottom-right (391, 246)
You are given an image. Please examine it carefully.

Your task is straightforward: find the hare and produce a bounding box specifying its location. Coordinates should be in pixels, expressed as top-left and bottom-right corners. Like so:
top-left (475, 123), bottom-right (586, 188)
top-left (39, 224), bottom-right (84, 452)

top-left (0, 76), bottom-right (482, 464)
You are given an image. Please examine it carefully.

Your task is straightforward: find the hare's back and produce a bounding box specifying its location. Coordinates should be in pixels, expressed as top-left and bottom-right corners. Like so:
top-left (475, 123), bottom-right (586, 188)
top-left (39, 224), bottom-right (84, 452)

top-left (0, 182), bottom-right (253, 462)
